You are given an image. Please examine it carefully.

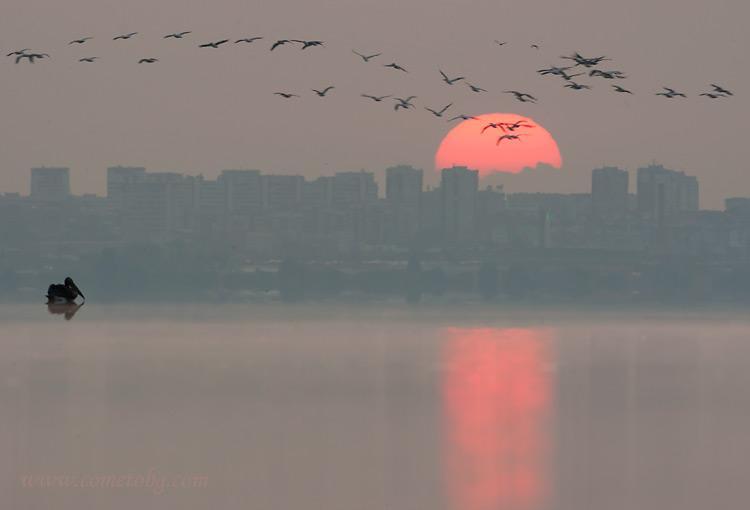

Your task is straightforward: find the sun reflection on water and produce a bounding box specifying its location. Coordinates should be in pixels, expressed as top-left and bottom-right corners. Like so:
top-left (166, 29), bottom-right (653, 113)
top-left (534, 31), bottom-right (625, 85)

top-left (442, 327), bottom-right (554, 510)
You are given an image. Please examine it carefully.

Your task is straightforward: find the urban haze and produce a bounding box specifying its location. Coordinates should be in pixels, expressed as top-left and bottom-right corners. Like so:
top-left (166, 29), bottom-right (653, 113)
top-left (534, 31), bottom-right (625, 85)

top-left (3, 1), bottom-right (750, 510)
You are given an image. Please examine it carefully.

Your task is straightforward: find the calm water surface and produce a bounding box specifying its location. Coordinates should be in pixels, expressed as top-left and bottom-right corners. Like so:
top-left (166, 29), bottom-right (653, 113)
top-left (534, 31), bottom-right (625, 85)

top-left (1, 304), bottom-right (749, 509)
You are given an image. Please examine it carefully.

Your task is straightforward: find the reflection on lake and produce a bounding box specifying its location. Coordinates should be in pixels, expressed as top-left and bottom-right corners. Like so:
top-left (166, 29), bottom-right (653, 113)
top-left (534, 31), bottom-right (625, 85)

top-left (443, 328), bottom-right (552, 510)
top-left (1, 305), bottom-right (749, 509)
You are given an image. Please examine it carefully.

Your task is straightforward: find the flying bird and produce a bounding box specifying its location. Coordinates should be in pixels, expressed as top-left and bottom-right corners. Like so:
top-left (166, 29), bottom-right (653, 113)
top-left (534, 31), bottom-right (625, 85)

top-left (537, 65), bottom-right (572, 76)
top-left (710, 84), bottom-right (733, 96)
top-left (384, 62), bottom-right (408, 72)
top-left (235, 37), bottom-right (263, 44)
top-left (561, 53), bottom-right (610, 67)
top-left (425, 103), bottom-right (452, 117)
top-left (448, 114), bottom-right (480, 122)
top-left (68, 37), bottom-right (92, 45)
top-left (393, 96), bottom-right (416, 111)
top-left (538, 66), bottom-right (584, 81)
top-left (293, 40), bottom-right (324, 49)
top-left (497, 134), bottom-right (525, 145)
top-left (312, 86), bottom-right (335, 97)
top-left (531, 44), bottom-right (540, 50)
top-left (440, 70), bottom-right (465, 85)
top-left (138, 58), bottom-right (158, 63)
top-left (493, 40), bottom-right (507, 46)
top-left (564, 81), bottom-right (591, 90)
top-left (612, 84), bottom-right (633, 94)
top-left (589, 69), bottom-right (626, 79)
top-left (113, 32), bottom-right (138, 40)
top-left (656, 87), bottom-right (687, 98)
top-left (481, 122), bottom-right (502, 134)
top-left (199, 39), bottom-right (229, 48)
top-left (79, 57), bottom-right (98, 62)
top-left (274, 92), bottom-right (299, 98)
top-left (164, 31), bottom-right (192, 39)
top-left (361, 94), bottom-right (391, 102)
top-left (270, 39), bottom-right (291, 51)
top-left (466, 83), bottom-right (487, 93)
top-left (15, 52), bottom-right (49, 64)
top-left (700, 92), bottom-right (725, 99)
top-left (352, 50), bottom-right (381, 62)
top-left (504, 90), bottom-right (537, 103)
top-left (500, 120), bottom-right (534, 132)
top-left (6, 49), bottom-right (30, 57)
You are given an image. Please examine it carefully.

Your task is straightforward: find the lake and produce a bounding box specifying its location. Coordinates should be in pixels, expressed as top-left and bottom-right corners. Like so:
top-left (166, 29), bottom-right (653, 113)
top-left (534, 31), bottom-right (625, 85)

top-left (1, 303), bottom-right (749, 509)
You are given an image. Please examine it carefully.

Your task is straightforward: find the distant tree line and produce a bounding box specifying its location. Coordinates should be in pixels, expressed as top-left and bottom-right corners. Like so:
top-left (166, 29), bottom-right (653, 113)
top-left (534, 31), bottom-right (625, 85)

top-left (3, 242), bottom-right (750, 303)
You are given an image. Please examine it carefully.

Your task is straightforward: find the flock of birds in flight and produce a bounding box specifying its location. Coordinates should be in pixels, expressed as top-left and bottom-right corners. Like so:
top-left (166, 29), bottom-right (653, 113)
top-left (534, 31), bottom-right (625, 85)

top-left (5, 32), bottom-right (736, 147)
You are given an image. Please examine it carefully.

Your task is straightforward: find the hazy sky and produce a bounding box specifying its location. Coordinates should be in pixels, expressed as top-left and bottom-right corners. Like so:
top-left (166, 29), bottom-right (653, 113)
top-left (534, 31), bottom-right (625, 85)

top-left (1, 0), bottom-right (747, 208)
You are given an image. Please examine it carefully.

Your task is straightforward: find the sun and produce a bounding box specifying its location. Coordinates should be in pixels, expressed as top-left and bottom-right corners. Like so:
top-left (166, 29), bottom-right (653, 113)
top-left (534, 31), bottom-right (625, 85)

top-left (435, 113), bottom-right (562, 177)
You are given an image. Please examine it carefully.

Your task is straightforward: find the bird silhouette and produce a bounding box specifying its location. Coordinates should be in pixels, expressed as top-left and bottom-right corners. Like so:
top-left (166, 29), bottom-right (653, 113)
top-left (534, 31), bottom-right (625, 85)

top-left (361, 94), bottom-right (391, 102)
top-left (138, 58), bottom-right (158, 63)
top-left (440, 70), bottom-right (465, 85)
top-left (497, 134), bottom-right (525, 145)
top-left (235, 37), bottom-right (263, 44)
top-left (199, 39), bottom-right (229, 48)
top-left (500, 120), bottom-right (534, 132)
top-left (293, 40), bottom-right (324, 49)
top-left (504, 90), bottom-right (537, 103)
top-left (494, 40), bottom-right (507, 46)
top-left (425, 103), bottom-right (452, 117)
top-left (113, 32), bottom-right (138, 40)
top-left (538, 66), bottom-right (584, 81)
top-left (612, 85), bottom-right (633, 94)
top-left (270, 39), bottom-right (291, 51)
top-left (393, 96), bottom-right (416, 111)
top-left (564, 81), bottom-right (591, 90)
top-left (15, 53), bottom-right (49, 63)
top-left (700, 93), bottom-right (724, 99)
top-left (164, 31), bottom-right (192, 39)
top-left (589, 69), bottom-right (626, 79)
top-left (531, 43), bottom-right (540, 50)
top-left (79, 57), bottom-right (98, 62)
top-left (6, 49), bottom-right (30, 57)
top-left (561, 70), bottom-right (585, 81)
top-left (710, 84), bottom-right (733, 96)
top-left (481, 122), bottom-right (502, 134)
top-left (656, 87), bottom-right (687, 98)
top-left (312, 86), bottom-right (335, 97)
top-left (448, 114), bottom-right (480, 122)
top-left (561, 53), bottom-right (610, 67)
top-left (384, 62), bottom-right (408, 72)
top-left (352, 50), bottom-right (381, 62)
top-left (466, 83), bottom-right (487, 93)
top-left (68, 37), bottom-right (92, 45)
top-left (537, 65), bottom-right (573, 76)
top-left (274, 92), bottom-right (299, 98)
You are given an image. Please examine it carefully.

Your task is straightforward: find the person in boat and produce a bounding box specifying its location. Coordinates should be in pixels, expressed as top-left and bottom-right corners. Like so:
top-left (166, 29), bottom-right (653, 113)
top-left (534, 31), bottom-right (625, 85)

top-left (46, 277), bottom-right (85, 303)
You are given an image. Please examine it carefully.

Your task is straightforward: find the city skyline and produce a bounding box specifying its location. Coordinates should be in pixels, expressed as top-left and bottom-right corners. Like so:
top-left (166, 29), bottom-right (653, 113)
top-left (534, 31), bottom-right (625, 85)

top-left (1, 0), bottom-right (747, 209)
top-left (6, 159), bottom-right (739, 207)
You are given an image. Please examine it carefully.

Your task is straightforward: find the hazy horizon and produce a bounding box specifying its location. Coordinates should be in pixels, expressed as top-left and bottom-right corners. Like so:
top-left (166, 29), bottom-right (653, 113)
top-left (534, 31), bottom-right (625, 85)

top-left (1, 0), bottom-right (747, 208)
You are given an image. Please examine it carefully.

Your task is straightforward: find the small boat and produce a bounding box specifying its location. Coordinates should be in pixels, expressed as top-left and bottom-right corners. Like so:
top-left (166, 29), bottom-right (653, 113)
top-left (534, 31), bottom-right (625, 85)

top-left (46, 277), bottom-right (86, 304)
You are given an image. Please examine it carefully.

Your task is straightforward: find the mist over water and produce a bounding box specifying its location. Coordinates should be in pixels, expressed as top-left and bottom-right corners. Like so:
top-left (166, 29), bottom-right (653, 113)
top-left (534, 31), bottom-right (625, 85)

top-left (2, 304), bottom-right (749, 509)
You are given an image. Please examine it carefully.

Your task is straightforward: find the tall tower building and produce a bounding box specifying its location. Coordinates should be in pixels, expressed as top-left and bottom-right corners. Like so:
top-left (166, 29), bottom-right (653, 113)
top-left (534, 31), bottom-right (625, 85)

top-left (385, 165), bottom-right (423, 242)
top-left (30, 167), bottom-right (70, 201)
top-left (592, 166), bottom-right (629, 220)
top-left (331, 171), bottom-right (378, 208)
top-left (107, 166), bottom-right (147, 209)
top-left (261, 174), bottom-right (304, 211)
top-left (637, 164), bottom-right (699, 224)
top-left (219, 169), bottom-right (263, 216)
top-left (441, 166), bottom-right (478, 242)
